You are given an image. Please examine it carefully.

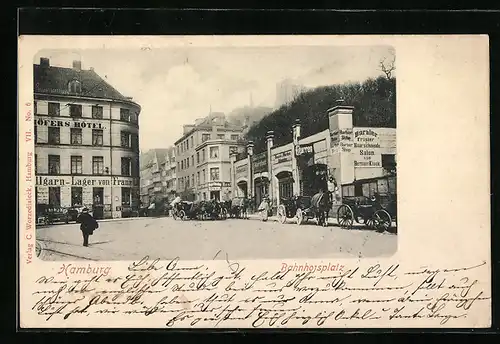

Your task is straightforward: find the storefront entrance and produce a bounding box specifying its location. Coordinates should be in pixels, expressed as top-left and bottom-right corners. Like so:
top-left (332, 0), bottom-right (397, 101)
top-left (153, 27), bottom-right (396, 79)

top-left (236, 181), bottom-right (248, 198)
top-left (300, 164), bottom-right (328, 196)
top-left (276, 171), bottom-right (293, 200)
top-left (93, 187), bottom-right (104, 219)
top-left (254, 177), bottom-right (269, 207)
top-left (210, 191), bottom-right (221, 201)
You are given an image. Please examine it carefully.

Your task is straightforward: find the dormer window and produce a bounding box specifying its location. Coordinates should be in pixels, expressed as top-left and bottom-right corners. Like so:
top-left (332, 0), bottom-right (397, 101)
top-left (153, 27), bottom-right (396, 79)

top-left (68, 79), bottom-right (81, 93)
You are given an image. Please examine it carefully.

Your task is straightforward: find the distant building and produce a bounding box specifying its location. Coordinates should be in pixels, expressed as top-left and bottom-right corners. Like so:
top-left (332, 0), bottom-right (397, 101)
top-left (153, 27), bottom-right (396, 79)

top-left (33, 57), bottom-right (141, 220)
top-left (139, 147), bottom-right (176, 205)
top-left (275, 79), bottom-right (307, 108)
top-left (174, 112), bottom-right (246, 201)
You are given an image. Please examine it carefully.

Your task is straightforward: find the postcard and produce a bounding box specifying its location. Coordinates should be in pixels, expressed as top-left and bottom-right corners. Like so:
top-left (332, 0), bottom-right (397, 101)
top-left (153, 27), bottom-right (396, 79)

top-left (18, 35), bottom-right (491, 328)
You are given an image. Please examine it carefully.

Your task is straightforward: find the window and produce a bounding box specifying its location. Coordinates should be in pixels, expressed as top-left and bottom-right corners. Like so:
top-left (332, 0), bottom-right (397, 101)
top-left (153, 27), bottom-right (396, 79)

top-left (202, 134), bottom-right (210, 142)
top-left (186, 176), bottom-right (190, 188)
top-left (196, 152), bottom-right (200, 164)
top-left (34, 126), bottom-right (37, 143)
top-left (71, 128), bottom-right (82, 145)
top-left (191, 174), bottom-right (195, 187)
top-left (48, 187), bottom-right (61, 207)
top-left (48, 102), bottom-right (60, 116)
top-left (121, 131), bottom-right (130, 148)
top-left (217, 134), bottom-right (225, 140)
top-left (48, 127), bottom-right (60, 144)
top-left (190, 136), bottom-right (194, 147)
top-left (121, 157), bottom-right (131, 176)
top-left (71, 156), bottom-right (83, 174)
top-left (34, 101), bottom-right (38, 115)
top-left (186, 158), bottom-right (189, 168)
top-left (382, 154), bottom-right (396, 174)
top-left (229, 146), bottom-right (238, 155)
top-left (342, 185), bottom-right (355, 197)
top-left (209, 146), bottom-right (219, 159)
top-left (202, 149), bottom-right (206, 161)
top-left (210, 168), bottom-right (220, 181)
top-left (120, 108), bottom-right (130, 122)
top-left (71, 187), bottom-right (83, 206)
top-left (130, 112), bottom-right (138, 124)
top-left (202, 169), bottom-right (206, 183)
top-left (191, 156), bottom-right (194, 166)
top-left (34, 154), bottom-right (37, 174)
top-left (68, 80), bottom-right (81, 93)
top-left (92, 156), bottom-right (104, 175)
top-left (131, 134), bottom-right (139, 151)
top-left (70, 104), bottom-right (82, 117)
top-left (122, 188), bottom-right (131, 206)
top-left (92, 105), bottom-right (103, 119)
top-left (197, 171), bottom-right (200, 185)
top-left (231, 134), bottom-right (239, 141)
top-left (48, 155), bottom-right (60, 174)
top-left (92, 129), bottom-right (103, 146)
top-left (180, 161), bottom-right (184, 170)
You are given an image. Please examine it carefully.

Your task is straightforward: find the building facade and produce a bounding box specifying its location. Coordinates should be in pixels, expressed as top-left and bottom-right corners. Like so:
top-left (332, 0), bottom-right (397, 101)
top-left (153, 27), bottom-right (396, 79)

top-left (139, 148), bottom-right (176, 206)
top-left (175, 112), bottom-right (245, 201)
top-left (232, 104), bottom-right (397, 213)
top-left (34, 57), bottom-right (141, 219)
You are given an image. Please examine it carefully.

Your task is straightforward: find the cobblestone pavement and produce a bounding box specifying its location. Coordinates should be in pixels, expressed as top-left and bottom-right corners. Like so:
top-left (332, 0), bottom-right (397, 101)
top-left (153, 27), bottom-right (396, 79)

top-left (36, 216), bottom-right (397, 261)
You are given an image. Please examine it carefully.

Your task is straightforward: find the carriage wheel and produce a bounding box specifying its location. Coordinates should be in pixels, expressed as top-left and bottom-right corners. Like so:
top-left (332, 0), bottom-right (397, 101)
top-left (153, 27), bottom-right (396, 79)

top-left (178, 210), bottom-right (186, 221)
top-left (296, 208), bottom-right (304, 225)
top-left (337, 205), bottom-right (354, 229)
top-left (373, 210), bottom-right (392, 232)
top-left (277, 205), bottom-right (287, 224)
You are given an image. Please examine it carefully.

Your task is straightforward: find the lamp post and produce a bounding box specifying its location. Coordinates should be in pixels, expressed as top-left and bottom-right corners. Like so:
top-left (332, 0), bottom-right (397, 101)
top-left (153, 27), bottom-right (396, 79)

top-left (266, 131), bottom-right (274, 211)
top-left (247, 141), bottom-right (254, 209)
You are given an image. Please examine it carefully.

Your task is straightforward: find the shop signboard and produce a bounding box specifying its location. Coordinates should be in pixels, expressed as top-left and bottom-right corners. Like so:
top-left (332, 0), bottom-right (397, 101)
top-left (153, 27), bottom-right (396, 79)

top-left (330, 128), bottom-right (353, 154)
top-left (252, 152), bottom-right (268, 173)
top-left (272, 149), bottom-right (292, 168)
top-left (35, 175), bottom-right (139, 187)
top-left (35, 116), bottom-right (107, 130)
top-left (352, 128), bottom-right (396, 168)
top-left (235, 164), bottom-right (248, 180)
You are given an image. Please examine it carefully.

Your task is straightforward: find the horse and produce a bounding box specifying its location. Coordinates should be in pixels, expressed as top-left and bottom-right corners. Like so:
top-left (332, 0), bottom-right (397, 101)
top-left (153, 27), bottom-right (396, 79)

top-left (310, 190), bottom-right (332, 227)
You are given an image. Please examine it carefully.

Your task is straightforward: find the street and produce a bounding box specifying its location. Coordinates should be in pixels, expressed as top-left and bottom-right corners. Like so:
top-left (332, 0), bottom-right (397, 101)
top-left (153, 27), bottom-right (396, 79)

top-left (36, 216), bottom-right (397, 261)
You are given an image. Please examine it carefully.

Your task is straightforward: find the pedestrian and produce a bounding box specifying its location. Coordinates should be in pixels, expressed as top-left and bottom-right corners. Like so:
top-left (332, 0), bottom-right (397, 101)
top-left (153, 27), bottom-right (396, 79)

top-left (258, 195), bottom-right (270, 222)
top-left (77, 208), bottom-right (99, 247)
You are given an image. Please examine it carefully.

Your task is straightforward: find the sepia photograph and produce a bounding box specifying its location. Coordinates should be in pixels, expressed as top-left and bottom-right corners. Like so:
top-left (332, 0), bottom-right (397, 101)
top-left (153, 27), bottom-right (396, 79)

top-left (18, 34), bottom-right (490, 329)
top-left (32, 45), bottom-right (398, 261)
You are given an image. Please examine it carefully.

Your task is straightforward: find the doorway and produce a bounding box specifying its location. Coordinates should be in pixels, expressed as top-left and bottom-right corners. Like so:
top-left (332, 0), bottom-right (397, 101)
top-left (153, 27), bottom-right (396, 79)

top-left (210, 191), bottom-right (220, 201)
top-left (93, 187), bottom-right (104, 219)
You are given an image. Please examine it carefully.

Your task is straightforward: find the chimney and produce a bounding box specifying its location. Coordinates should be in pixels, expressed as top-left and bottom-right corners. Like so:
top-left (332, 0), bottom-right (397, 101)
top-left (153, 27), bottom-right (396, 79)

top-left (40, 57), bottom-right (50, 67)
top-left (73, 60), bottom-right (82, 71)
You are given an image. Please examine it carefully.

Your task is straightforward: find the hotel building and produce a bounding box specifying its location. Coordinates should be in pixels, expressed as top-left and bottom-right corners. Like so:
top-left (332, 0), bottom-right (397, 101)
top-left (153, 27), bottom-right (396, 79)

top-left (33, 57), bottom-right (141, 219)
top-left (175, 112), bottom-right (245, 201)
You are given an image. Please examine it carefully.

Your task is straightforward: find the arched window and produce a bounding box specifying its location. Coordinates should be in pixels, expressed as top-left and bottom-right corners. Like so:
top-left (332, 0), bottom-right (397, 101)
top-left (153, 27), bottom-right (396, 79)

top-left (68, 79), bottom-right (81, 93)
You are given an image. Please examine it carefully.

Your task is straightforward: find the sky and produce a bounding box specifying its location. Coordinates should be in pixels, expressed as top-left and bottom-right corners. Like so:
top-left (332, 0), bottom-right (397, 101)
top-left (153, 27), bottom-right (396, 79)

top-left (35, 45), bottom-right (395, 151)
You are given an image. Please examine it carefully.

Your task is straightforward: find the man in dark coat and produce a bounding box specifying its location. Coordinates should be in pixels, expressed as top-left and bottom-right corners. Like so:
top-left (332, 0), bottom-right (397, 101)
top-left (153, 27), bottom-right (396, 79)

top-left (77, 208), bottom-right (99, 247)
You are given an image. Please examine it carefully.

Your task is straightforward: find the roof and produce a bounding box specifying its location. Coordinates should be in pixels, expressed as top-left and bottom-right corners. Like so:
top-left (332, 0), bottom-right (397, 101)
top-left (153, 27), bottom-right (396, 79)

top-left (33, 62), bottom-right (140, 108)
top-left (140, 148), bottom-right (175, 170)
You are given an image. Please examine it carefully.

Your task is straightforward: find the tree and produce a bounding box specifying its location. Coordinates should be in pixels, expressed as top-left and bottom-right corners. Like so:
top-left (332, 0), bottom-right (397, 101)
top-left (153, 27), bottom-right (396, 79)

top-left (379, 53), bottom-right (396, 80)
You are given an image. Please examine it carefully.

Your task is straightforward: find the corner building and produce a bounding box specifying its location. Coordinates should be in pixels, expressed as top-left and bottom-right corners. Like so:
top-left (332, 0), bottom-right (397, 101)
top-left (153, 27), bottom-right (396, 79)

top-left (33, 57), bottom-right (141, 219)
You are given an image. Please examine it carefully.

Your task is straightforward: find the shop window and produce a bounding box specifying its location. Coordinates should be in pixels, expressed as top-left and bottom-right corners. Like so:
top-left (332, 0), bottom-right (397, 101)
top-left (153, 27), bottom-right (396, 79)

top-left (122, 188), bottom-right (131, 206)
top-left (48, 102), bottom-right (60, 116)
top-left (92, 105), bottom-right (103, 119)
top-left (92, 129), bottom-right (103, 146)
top-left (388, 177), bottom-right (397, 193)
top-left (48, 127), bottom-right (60, 144)
top-left (48, 155), bottom-right (60, 174)
top-left (120, 108), bottom-right (130, 122)
top-left (71, 156), bottom-right (83, 175)
top-left (121, 131), bottom-right (131, 148)
top-left (279, 181), bottom-right (293, 200)
top-left (121, 157), bottom-right (131, 176)
top-left (71, 187), bottom-right (83, 207)
top-left (93, 187), bottom-right (104, 205)
top-left (70, 104), bottom-right (82, 117)
top-left (71, 128), bottom-right (82, 145)
top-left (92, 156), bottom-right (104, 175)
top-left (377, 179), bottom-right (389, 194)
top-left (210, 146), bottom-right (219, 159)
top-left (202, 134), bottom-right (210, 142)
top-left (48, 187), bottom-right (61, 207)
top-left (210, 168), bottom-right (220, 181)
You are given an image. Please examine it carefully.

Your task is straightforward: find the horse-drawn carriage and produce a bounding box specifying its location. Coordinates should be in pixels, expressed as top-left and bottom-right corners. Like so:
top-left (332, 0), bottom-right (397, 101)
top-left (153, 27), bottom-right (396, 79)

top-left (172, 199), bottom-right (226, 221)
top-left (277, 191), bottom-right (332, 226)
top-left (336, 176), bottom-right (397, 232)
top-left (224, 197), bottom-right (250, 219)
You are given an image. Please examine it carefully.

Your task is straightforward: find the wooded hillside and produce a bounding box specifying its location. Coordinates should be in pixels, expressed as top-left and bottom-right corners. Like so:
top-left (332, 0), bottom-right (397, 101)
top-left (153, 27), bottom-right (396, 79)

top-left (244, 76), bottom-right (396, 154)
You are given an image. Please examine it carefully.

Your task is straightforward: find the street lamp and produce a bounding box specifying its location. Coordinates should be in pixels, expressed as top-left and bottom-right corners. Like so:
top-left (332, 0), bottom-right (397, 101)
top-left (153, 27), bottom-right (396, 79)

top-left (246, 141), bottom-right (254, 209)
